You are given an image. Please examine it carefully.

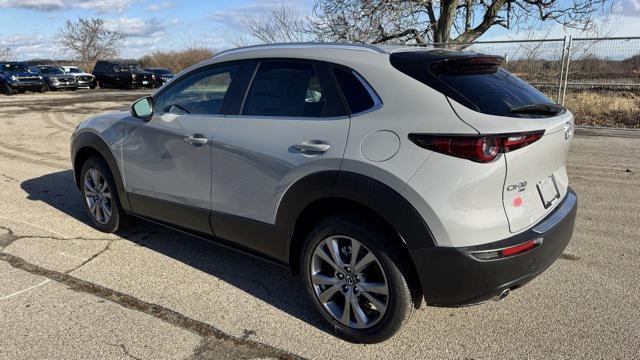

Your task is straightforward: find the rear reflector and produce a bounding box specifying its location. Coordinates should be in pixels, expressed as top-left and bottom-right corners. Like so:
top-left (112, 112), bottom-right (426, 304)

top-left (409, 130), bottom-right (544, 163)
top-left (470, 238), bottom-right (543, 261)
top-left (501, 239), bottom-right (540, 257)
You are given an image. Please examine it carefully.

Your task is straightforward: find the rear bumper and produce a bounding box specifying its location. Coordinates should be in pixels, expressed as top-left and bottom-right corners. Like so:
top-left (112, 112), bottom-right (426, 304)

top-left (411, 188), bottom-right (577, 306)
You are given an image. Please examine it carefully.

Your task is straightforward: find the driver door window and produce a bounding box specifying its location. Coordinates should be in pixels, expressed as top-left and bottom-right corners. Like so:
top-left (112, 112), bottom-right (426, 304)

top-left (155, 64), bottom-right (241, 116)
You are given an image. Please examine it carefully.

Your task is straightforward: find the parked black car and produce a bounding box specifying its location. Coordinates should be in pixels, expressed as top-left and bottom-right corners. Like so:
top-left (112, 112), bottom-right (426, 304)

top-left (143, 67), bottom-right (174, 88)
top-left (36, 65), bottom-right (78, 91)
top-left (0, 62), bottom-right (46, 95)
top-left (93, 60), bottom-right (155, 89)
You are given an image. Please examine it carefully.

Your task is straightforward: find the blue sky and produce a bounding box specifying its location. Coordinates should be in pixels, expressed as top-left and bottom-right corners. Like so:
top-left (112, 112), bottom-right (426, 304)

top-left (0, 0), bottom-right (638, 60)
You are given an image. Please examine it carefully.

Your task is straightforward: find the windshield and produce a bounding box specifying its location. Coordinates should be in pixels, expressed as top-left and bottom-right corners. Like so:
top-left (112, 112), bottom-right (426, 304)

top-left (1, 63), bottom-right (29, 73)
top-left (39, 67), bottom-right (65, 75)
top-left (153, 69), bottom-right (172, 75)
top-left (115, 64), bottom-right (141, 72)
top-left (68, 68), bottom-right (82, 73)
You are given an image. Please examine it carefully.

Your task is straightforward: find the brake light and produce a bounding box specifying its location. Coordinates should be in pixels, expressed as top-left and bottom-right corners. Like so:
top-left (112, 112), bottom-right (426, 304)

top-left (408, 130), bottom-right (544, 163)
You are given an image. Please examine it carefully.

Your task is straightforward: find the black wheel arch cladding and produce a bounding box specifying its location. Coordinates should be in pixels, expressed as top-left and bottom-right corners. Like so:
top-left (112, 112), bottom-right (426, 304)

top-left (278, 170), bottom-right (437, 269)
top-left (72, 132), bottom-right (130, 211)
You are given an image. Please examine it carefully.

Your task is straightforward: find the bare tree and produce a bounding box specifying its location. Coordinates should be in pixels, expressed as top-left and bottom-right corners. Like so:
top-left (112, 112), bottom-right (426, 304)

top-left (311, 0), bottom-right (609, 47)
top-left (0, 47), bottom-right (13, 61)
top-left (230, 2), bottom-right (310, 46)
top-left (55, 18), bottom-right (126, 70)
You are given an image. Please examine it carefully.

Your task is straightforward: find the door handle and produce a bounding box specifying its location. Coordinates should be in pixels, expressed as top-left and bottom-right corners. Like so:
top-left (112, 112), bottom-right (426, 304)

top-left (184, 134), bottom-right (209, 146)
top-left (293, 141), bottom-right (330, 153)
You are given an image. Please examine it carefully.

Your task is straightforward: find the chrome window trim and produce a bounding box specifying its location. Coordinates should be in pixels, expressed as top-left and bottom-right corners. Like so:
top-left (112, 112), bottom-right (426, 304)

top-left (223, 114), bottom-right (350, 121)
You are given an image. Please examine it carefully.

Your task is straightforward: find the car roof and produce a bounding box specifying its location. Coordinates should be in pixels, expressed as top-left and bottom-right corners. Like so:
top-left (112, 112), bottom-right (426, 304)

top-left (213, 42), bottom-right (475, 58)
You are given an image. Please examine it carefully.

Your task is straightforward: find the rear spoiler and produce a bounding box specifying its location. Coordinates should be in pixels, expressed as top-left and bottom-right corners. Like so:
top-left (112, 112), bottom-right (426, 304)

top-left (432, 56), bottom-right (504, 75)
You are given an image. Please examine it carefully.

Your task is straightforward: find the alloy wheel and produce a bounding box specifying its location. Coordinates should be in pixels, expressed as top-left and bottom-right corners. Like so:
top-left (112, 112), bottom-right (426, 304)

top-left (83, 168), bottom-right (112, 225)
top-left (310, 235), bottom-right (389, 329)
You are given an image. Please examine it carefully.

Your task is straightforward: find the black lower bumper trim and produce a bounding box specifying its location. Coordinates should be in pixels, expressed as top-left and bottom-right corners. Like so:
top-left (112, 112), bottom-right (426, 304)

top-left (411, 188), bottom-right (577, 306)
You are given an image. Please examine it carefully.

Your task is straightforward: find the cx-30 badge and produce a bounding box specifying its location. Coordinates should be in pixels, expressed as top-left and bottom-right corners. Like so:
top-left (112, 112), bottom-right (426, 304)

top-left (507, 181), bottom-right (527, 192)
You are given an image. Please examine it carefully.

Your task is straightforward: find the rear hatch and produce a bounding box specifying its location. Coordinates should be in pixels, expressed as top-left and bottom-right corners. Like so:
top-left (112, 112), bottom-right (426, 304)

top-left (391, 50), bottom-right (574, 233)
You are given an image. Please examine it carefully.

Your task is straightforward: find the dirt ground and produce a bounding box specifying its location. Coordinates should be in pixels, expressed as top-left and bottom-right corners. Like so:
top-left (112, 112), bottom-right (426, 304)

top-left (0, 90), bottom-right (639, 359)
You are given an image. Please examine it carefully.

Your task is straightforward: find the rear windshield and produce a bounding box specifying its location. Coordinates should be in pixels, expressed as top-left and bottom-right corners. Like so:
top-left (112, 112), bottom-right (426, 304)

top-left (390, 51), bottom-right (558, 118)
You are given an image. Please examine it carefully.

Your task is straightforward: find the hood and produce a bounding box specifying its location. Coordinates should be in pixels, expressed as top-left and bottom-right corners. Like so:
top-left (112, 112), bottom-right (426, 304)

top-left (70, 72), bottom-right (94, 77)
top-left (42, 73), bottom-right (75, 80)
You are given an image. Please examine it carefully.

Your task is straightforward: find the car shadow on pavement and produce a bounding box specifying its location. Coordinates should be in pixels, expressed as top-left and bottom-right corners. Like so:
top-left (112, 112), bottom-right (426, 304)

top-left (21, 170), bottom-right (330, 335)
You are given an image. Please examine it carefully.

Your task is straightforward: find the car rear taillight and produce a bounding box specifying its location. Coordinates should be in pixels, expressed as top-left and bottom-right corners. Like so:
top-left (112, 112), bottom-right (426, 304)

top-left (408, 130), bottom-right (544, 163)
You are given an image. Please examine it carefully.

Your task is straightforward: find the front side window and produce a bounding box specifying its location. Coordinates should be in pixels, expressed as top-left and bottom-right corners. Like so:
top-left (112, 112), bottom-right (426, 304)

top-left (154, 64), bottom-right (241, 116)
top-left (242, 61), bottom-right (328, 117)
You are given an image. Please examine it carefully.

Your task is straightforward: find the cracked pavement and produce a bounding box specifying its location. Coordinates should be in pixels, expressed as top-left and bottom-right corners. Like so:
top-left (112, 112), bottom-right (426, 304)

top-left (1, 90), bottom-right (639, 359)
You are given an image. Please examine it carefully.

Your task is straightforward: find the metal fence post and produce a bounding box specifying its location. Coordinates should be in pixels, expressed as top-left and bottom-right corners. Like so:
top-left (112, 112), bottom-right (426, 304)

top-left (557, 36), bottom-right (567, 103)
top-left (561, 36), bottom-right (573, 105)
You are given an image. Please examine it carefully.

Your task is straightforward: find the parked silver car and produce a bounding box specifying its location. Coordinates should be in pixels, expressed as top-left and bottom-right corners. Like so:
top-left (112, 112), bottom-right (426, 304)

top-left (70, 43), bottom-right (577, 343)
top-left (61, 66), bottom-right (96, 89)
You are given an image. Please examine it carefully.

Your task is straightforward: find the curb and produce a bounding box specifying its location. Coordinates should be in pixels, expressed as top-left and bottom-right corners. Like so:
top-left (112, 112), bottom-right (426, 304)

top-left (575, 126), bottom-right (640, 139)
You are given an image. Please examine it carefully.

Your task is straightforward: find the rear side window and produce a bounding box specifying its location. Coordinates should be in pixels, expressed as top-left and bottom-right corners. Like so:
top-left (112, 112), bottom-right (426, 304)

top-left (243, 61), bottom-right (343, 118)
top-left (332, 68), bottom-right (378, 114)
top-left (390, 52), bottom-right (557, 118)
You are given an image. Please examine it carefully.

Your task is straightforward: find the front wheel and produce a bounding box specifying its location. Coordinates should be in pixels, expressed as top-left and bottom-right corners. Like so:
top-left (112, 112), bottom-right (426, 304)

top-left (3, 84), bottom-right (14, 95)
top-left (302, 214), bottom-right (416, 343)
top-left (80, 157), bottom-right (131, 233)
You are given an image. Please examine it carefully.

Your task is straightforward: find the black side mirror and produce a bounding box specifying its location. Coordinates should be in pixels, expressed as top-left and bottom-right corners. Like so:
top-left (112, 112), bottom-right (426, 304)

top-left (131, 96), bottom-right (154, 121)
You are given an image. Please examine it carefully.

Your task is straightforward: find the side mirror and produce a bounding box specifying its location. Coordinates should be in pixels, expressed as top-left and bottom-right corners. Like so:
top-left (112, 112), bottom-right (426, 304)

top-left (131, 96), bottom-right (154, 120)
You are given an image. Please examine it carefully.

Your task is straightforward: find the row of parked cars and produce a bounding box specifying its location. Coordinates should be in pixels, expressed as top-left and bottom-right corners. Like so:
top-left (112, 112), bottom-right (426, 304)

top-left (0, 60), bottom-right (175, 95)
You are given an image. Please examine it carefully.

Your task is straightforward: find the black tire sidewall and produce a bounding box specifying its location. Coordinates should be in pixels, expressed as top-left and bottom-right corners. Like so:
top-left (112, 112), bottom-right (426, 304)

top-left (80, 157), bottom-right (125, 233)
top-left (301, 214), bottom-right (414, 343)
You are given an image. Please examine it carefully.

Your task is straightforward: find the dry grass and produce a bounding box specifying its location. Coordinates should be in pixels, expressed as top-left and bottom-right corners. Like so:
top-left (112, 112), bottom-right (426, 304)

top-left (564, 91), bottom-right (640, 128)
top-left (139, 48), bottom-right (215, 73)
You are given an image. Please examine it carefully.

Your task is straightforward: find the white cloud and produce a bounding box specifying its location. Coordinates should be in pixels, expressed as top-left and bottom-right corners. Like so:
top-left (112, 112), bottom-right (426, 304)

top-left (208, 0), bottom-right (307, 30)
top-left (147, 1), bottom-right (173, 11)
top-left (0, 34), bottom-right (62, 59)
top-left (612, 0), bottom-right (640, 16)
top-left (105, 17), bottom-right (175, 37)
top-left (0, 0), bottom-right (138, 12)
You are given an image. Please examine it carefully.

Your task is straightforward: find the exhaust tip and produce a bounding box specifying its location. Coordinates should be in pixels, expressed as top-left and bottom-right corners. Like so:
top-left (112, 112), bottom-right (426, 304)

top-left (494, 289), bottom-right (510, 302)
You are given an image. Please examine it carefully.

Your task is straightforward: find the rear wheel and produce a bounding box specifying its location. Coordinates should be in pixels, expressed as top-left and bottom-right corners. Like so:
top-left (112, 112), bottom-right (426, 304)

top-left (302, 214), bottom-right (415, 343)
top-left (80, 157), bottom-right (131, 233)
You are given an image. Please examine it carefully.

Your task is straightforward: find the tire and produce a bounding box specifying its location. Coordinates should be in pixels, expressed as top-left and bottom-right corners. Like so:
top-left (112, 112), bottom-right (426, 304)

top-left (38, 85), bottom-right (47, 93)
top-left (3, 84), bottom-right (14, 96)
top-left (43, 83), bottom-right (50, 92)
top-left (301, 214), bottom-right (416, 343)
top-left (80, 157), bottom-right (131, 233)
top-left (89, 85), bottom-right (96, 90)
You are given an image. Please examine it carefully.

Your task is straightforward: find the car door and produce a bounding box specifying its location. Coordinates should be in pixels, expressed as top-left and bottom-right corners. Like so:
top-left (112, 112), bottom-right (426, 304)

top-left (210, 60), bottom-right (350, 259)
top-left (122, 62), bottom-right (247, 234)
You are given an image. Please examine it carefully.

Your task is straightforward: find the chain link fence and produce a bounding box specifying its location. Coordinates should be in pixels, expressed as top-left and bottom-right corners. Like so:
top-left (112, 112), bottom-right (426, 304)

top-left (419, 37), bottom-right (640, 128)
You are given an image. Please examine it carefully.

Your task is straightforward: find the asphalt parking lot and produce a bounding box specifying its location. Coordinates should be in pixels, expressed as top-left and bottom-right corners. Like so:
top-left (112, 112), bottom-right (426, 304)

top-left (0, 90), bottom-right (638, 359)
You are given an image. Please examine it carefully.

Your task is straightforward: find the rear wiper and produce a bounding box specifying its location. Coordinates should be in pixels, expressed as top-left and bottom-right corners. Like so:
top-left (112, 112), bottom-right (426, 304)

top-left (509, 103), bottom-right (564, 115)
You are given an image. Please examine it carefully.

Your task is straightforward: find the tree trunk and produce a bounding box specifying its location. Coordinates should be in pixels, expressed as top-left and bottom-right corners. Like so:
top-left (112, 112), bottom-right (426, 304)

top-left (433, 0), bottom-right (458, 45)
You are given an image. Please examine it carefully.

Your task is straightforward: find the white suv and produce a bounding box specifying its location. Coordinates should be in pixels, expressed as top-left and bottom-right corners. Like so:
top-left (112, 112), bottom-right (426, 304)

top-left (70, 43), bottom-right (577, 343)
top-left (61, 66), bottom-right (96, 89)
